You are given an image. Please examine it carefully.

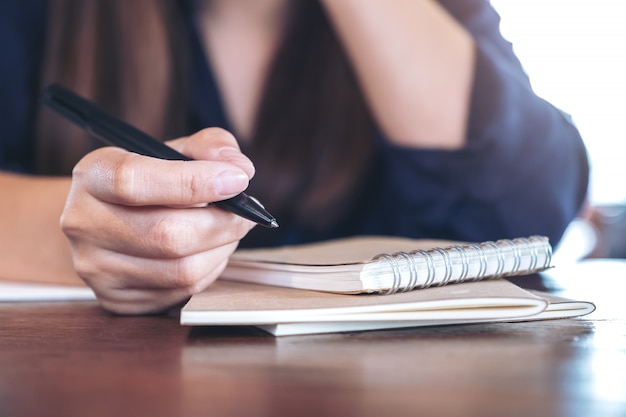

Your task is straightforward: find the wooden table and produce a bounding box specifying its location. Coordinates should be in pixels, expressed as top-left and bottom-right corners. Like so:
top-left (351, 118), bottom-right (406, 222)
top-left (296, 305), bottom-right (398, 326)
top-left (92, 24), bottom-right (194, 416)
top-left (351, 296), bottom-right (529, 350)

top-left (1, 260), bottom-right (625, 417)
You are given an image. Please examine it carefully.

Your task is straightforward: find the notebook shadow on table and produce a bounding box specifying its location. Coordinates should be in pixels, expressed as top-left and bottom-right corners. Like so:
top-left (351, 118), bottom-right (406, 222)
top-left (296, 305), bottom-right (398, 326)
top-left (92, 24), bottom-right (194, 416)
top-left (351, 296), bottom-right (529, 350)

top-left (187, 325), bottom-right (275, 340)
top-left (506, 273), bottom-right (554, 292)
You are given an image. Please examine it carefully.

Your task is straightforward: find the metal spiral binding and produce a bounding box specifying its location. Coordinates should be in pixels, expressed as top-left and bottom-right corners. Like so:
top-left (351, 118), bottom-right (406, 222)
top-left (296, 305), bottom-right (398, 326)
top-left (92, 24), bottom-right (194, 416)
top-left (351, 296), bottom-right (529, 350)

top-left (502, 239), bottom-right (522, 274)
top-left (396, 251), bottom-right (419, 292)
top-left (410, 249), bottom-right (436, 289)
top-left (449, 245), bottom-right (470, 283)
top-left (372, 235), bottom-right (552, 294)
top-left (527, 235), bottom-right (553, 271)
top-left (372, 253), bottom-right (402, 295)
top-left (466, 242), bottom-right (488, 282)
top-left (483, 241), bottom-right (506, 278)
top-left (433, 248), bottom-right (453, 286)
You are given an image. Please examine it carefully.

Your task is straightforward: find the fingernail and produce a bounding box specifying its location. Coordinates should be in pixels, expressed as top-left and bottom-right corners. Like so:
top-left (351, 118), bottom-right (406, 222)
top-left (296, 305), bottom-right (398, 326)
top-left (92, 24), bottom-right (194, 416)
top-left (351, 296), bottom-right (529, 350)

top-left (218, 147), bottom-right (254, 173)
top-left (218, 146), bottom-right (243, 158)
top-left (215, 170), bottom-right (249, 196)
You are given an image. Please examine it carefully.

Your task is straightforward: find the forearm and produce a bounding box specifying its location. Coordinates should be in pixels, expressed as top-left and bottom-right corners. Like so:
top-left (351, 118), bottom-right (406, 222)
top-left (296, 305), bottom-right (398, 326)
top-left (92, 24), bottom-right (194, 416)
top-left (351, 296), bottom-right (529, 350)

top-left (321, 0), bottom-right (475, 149)
top-left (0, 172), bottom-right (82, 285)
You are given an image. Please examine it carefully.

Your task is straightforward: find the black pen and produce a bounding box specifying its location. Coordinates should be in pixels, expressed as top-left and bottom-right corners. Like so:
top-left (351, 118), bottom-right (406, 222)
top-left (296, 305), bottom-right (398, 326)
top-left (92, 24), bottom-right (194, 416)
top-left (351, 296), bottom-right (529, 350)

top-left (42, 83), bottom-right (278, 228)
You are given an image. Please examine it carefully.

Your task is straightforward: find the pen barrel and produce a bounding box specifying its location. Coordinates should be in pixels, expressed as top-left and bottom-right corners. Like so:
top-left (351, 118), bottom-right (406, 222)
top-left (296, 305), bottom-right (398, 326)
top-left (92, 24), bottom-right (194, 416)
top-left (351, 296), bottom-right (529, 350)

top-left (43, 83), bottom-right (277, 228)
top-left (43, 84), bottom-right (190, 161)
top-left (88, 117), bottom-right (191, 161)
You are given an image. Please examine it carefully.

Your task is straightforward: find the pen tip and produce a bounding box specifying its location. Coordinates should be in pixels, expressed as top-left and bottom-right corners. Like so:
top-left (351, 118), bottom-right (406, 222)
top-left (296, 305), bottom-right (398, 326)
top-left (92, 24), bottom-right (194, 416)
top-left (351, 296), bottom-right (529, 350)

top-left (270, 220), bottom-right (279, 228)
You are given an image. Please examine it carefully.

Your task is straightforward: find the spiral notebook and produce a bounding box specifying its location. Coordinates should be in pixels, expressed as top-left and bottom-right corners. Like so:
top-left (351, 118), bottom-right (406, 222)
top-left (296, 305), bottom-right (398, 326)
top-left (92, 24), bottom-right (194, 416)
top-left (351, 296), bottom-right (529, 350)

top-left (220, 235), bottom-right (553, 294)
top-left (180, 235), bottom-right (596, 336)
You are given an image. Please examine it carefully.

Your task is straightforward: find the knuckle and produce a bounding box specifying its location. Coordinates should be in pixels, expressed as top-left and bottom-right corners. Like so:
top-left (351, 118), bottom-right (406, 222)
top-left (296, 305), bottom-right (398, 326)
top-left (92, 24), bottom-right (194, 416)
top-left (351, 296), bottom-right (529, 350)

top-left (71, 149), bottom-right (102, 181)
top-left (109, 154), bottom-right (140, 204)
top-left (71, 257), bottom-right (92, 280)
top-left (151, 215), bottom-right (198, 257)
top-left (72, 149), bottom-right (140, 204)
top-left (181, 170), bottom-right (205, 203)
top-left (59, 209), bottom-right (80, 238)
top-left (70, 159), bottom-right (88, 182)
top-left (167, 254), bottom-right (227, 294)
top-left (168, 257), bottom-right (209, 292)
top-left (70, 254), bottom-right (101, 289)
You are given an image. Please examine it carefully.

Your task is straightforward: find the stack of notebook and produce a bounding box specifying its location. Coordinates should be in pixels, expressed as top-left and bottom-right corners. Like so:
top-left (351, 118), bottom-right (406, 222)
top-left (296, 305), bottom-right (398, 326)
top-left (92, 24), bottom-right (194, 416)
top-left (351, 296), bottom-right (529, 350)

top-left (180, 235), bottom-right (595, 336)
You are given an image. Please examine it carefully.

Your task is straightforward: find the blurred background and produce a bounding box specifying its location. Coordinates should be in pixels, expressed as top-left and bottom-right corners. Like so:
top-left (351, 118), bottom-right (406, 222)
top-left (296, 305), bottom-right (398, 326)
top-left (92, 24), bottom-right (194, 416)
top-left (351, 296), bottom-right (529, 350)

top-left (491, 0), bottom-right (626, 260)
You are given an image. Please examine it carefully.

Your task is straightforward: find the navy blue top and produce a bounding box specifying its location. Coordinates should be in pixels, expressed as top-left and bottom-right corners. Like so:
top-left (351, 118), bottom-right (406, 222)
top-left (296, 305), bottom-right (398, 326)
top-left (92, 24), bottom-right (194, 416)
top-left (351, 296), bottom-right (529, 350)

top-left (0, 0), bottom-right (589, 248)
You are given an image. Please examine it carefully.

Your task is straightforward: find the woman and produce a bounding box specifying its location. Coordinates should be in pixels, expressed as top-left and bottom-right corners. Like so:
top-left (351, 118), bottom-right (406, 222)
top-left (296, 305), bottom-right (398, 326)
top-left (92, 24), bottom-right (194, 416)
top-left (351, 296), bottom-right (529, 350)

top-left (0, 0), bottom-right (588, 313)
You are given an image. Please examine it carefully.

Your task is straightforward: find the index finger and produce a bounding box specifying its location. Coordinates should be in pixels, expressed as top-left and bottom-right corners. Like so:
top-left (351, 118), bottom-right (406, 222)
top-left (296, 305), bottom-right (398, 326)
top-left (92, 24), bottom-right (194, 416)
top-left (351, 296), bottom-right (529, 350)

top-left (167, 128), bottom-right (255, 178)
top-left (75, 147), bottom-right (251, 207)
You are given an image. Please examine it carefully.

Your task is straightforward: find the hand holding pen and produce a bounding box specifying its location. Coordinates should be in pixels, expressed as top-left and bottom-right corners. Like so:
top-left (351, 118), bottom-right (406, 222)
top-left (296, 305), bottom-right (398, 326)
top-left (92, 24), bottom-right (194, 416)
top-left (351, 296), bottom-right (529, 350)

top-left (44, 84), bottom-right (278, 228)
top-left (43, 84), bottom-right (276, 314)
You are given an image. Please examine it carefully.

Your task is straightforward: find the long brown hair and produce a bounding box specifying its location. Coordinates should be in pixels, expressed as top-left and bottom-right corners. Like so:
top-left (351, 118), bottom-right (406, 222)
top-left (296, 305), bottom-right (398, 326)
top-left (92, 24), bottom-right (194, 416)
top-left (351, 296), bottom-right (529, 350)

top-left (35, 0), bottom-right (187, 173)
top-left (36, 0), bottom-right (376, 233)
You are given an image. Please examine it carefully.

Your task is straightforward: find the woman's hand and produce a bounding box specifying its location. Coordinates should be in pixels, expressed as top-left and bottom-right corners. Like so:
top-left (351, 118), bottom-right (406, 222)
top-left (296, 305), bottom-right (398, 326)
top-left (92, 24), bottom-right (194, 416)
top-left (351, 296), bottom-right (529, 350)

top-left (60, 128), bottom-right (256, 314)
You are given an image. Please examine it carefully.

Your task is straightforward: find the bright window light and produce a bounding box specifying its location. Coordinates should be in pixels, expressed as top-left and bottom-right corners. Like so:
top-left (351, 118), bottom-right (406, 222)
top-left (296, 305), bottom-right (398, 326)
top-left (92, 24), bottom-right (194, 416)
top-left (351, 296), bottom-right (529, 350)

top-left (491, 0), bottom-right (626, 206)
